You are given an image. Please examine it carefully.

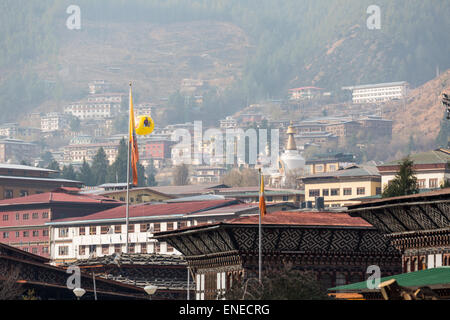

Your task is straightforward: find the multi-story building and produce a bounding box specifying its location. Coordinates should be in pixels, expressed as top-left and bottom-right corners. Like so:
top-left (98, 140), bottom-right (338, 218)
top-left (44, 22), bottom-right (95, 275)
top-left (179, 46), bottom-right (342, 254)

top-left (303, 165), bottom-right (382, 208)
top-left (357, 116), bottom-right (393, 139)
top-left (304, 154), bottom-right (356, 176)
top-left (0, 188), bottom-right (122, 258)
top-left (65, 93), bottom-right (123, 120)
top-left (219, 116), bottom-right (237, 129)
top-left (88, 80), bottom-right (110, 94)
top-left (288, 86), bottom-right (324, 100)
top-left (0, 164), bottom-right (82, 200)
top-left (0, 123), bottom-right (40, 140)
top-left (213, 186), bottom-right (304, 205)
top-left (40, 113), bottom-right (71, 132)
top-left (0, 139), bottom-right (40, 163)
top-left (45, 199), bottom-right (292, 263)
top-left (190, 166), bottom-right (227, 184)
top-left (342, 81), bottom-right (409, 104)
top-left (63, 142), bottom-right (119, 165)
top-left (377, 148), bottom-right (450, 192)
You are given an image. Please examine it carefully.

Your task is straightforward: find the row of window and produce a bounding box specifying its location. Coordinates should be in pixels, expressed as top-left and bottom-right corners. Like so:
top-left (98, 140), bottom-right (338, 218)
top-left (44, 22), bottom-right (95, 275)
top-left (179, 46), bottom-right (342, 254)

top-left (21, 246), bottom-right (49, 255)
top-left (2, 211), bottom-right (49, 221)
top-left (309, 187), bottom-right (376, 197)
top-left (58, 242), bottom-right (173, 256)
top-left (59, 222), bottom-right (185, 238)
top-left (3, 229), bottom-right (48, 239)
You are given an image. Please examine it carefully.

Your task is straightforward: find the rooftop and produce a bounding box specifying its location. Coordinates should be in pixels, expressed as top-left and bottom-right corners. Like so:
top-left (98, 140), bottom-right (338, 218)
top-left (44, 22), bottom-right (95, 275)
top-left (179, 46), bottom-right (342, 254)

top-left (303, 165), bottom-right (380, 180)
top-left (378, 149), bottom-right (450, 167)
top-left (329, 267), bottom-right (450, 292)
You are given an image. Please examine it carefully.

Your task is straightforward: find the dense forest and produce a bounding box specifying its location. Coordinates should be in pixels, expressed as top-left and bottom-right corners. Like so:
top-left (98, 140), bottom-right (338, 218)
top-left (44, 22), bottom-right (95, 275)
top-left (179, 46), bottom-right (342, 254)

top-left (1, 0), bottom-right (450, 123)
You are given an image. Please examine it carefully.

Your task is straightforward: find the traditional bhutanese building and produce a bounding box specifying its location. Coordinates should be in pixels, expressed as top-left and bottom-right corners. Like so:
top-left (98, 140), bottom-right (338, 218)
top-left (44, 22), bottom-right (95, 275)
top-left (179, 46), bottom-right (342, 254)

top-left (64, 253), bottom-right (193, 300)
top-left (0, 242), bottom-right (146, 300)
top-left (154, 210), bottom-right (401, 300)
top-left (330, 189), bottom-right (450, 299)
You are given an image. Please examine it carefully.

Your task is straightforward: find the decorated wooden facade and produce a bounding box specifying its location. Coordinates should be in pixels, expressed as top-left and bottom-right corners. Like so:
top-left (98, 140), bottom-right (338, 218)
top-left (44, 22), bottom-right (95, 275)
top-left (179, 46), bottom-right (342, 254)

top-left (347, 189), bottom-right (450, 273)
top-left (0, 243), bottom-right (147, 300)
top-left (154, 211), bottom-right (402, 300)
top-left (66, 253), bottom-right (193, 300)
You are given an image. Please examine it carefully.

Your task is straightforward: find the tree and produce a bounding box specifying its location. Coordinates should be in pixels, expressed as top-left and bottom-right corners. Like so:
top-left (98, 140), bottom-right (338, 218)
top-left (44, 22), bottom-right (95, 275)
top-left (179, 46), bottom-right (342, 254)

top-left (382, 157), bottom-right (419, 198)
top-left (78, 159), bottom-right (94, 186)
top-left (146, 160), bottom-right (158, 187)
top-left (62, 164), bottom-right (77, 180)
top-left (222, 265), bottom-right (331, 300)
top-left (91, 148), bottom-right (109, 185)
top-left (47, 160), bottom-right (61, 177)
top-left (107, 139), bottom-right (128, 183)
top-left (221, 168), bottom-right (259, 187)
top-left (69, 117), bottom-right (81, 132)
top-left (172, 164), bottom-right (190, 186)
top-left (41, 151), bottom-right (54, 167)
top-left (0, 266), bottom-right (24, 300)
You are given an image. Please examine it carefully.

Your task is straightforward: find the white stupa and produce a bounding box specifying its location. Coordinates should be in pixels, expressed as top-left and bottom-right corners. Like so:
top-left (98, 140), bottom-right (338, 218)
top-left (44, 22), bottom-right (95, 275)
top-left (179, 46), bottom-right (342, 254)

top-left (279, 123), bottom-right (305, 174)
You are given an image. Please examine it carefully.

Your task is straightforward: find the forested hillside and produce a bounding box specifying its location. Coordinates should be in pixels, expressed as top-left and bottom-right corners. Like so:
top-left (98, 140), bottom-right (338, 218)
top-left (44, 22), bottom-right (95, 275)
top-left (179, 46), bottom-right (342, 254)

top-left (1, 0), bottom-right (449, 124)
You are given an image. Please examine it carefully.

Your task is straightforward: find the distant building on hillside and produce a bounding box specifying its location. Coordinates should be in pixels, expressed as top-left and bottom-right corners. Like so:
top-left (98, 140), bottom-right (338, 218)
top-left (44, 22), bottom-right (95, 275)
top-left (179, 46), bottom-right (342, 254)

top-left (0, 139), bottom-right (40, 163)
top-left (342, 81), bottom-right (409, 104)
top-left (65, 93), bottom-right (123, 120)
top-left (41, 113), bottom-right (71, 132)
top-left (219, 116), bottom-right (237, 129)
top-left (88, 80), bottom-right (110, 95)
top-left (289, 87), bottom-right (324, 100)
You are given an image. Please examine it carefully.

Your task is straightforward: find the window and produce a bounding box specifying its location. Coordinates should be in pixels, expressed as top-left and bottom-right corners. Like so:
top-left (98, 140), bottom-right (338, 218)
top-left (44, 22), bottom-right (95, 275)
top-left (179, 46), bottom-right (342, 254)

top-left (322, 189), bottom-right (329, 196)
top-left (140, 224), bottom-right (150, 232)
top-left (42, 229), bottom-right (49, 237)
top-left (15, 231), bottom-right (19, 238)
top-left (89, 245), bottom-right (97, 255)
top-left (315, 165), bottom-right (324, 172)
top-left (114, 225), bottom-right (121, 233)
top-left (23, 231), bottom-right (29, 237)
top-left (2, 214), bottom-right (8, 221)
top-left (42, 247), bottom-right (49, 254)
top-left (167, 244), bottom-right (174, 253)
top-left (79, 245), bottom-right (86, 255)
top-left (20, 190), bottom-right (29, 197)
top-left (42, 212), bottom-right (49, 219)
top-left (101, 226), bottom-right (109, 234)
top-left (23, 213), bottom-right (29, 220)
top-left (417, 179), bottom-right (426, 189)
top-left (343, 188), bottom-right (352, 196)
top-left (141, 244), bottom-right (147, 254)
top-left (32, 230), bottom-right (39, 237)
top-left (79, 227), bottom-right (86, 236)
top-left (129, 243), bottom-right (135, 253)
top-left (167, 222), bottom-right (174, 231)
top-left (267, 196), bottom-right (273, 202)
top-left (330, 189), bottom-right (340, 196)
top-left (153, 223), bottom-right (161, 233)
top-left (429, 178), bottom-right (438, 189)
top-left (15, 213), bottom-right (19, 220)
top-left (114, 244), bottom-right (121, 253)
top-left (154, 242), bottom-right (160, 253)
top-left (376, 187), bottom-right (382, 195)
top-left (178, 221), bottom-right (187, 229)
top-left (282, 195), bottom-right (289, 201)
top-left (3, 232), bottom-right (9, 239)
top-left (128, 224), bottom-right (135, 233)
top-left (102, 245), bottom-right (109, 255)
top-left (4, 190), bottom-right (13, 199)
top-left (336, 273), bottom-right (347, 286)
top-left (32, 248), bottom-right (38, 254)
top-left (89, 226), bottom-right (97, 235)
top-left (59, 228), bottom-right (69, 238)
top-left (32, 212), bottom-right (39, 219)
top-left (357, 187), bottom-right (365, 195)
top-left (309, 189), bottom-right (320, 197)
top-left (58, 246), bottom-right (69, 256)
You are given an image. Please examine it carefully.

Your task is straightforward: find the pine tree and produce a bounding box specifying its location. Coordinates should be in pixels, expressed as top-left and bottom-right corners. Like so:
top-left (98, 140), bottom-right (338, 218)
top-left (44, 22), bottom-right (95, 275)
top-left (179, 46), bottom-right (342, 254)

top-left (47, 160), bottom-right (60, 177)
top-left (91, 148), bottom-right (109, 186)
top-left (382, 157), bottom-right (419, 198)
top-left (107, 139), bottom-right (128, 183)
top-left (78, 159), bottom-right (94, 186)
top-left (61, 164), bottom-right (77, 181)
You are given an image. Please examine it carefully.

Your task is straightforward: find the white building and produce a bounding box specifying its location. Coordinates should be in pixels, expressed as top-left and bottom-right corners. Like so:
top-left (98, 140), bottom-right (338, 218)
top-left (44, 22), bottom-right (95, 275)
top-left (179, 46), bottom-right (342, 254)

top-left (342, 81), bottom-right (409, 104)
top-left (65, 93), bottom-right (123, 120)
top-left (377, 148), bottom-right (450, 191)
top-left (219, 116), bottom-right (237, 129)
top-left (40, 113), bottom-right (71, 132)
top-left (46, 199), bottom-right (261, 263)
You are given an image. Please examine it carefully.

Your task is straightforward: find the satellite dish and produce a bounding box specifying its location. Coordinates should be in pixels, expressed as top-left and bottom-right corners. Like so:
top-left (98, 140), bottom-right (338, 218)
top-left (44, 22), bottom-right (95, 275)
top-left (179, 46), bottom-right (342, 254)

top-left (135, 115), bottom-right (155, 136)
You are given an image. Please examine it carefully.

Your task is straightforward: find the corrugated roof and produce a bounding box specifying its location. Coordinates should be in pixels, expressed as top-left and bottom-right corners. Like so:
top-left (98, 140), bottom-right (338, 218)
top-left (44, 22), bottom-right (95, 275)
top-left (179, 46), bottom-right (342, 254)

top-left (0, 163), bottom-right (56, 173)
top-left (226, 210), bottom-right (373, 228)
top-left (48, 199), bottom-right (239, 224)
top-left (329, 267), bottom-right (450, 292)
top-left (303, 166), bottom-right (380, 179)
top-left (0, 191), bottom-right (121, 206)
top-left (379, 149), bottom-right (450, 167)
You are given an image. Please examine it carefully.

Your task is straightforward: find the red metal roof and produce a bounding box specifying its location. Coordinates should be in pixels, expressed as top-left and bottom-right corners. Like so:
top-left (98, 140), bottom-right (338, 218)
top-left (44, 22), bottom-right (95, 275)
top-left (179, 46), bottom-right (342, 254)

top-left (0, 190), bottom-right (121, 206)
top-left (227, 210), bottom-right (372, 227)
top-left (51, 199), bottom-right (239, 223)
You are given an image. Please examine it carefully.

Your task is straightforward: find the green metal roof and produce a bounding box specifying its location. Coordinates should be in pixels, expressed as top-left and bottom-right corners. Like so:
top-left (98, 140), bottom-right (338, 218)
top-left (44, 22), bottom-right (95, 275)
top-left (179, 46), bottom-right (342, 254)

top-left (329, 267), bottom-right (450, 292)
top-left (380, 149), bottom-right (450, 166)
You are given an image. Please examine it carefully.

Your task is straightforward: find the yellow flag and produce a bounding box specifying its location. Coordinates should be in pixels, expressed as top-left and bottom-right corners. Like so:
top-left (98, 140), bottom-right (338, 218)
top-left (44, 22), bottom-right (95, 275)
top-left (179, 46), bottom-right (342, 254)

top-left (259, 173), bottom-right (266, 218)
top-left (129, 83), bottom-right (139, 186)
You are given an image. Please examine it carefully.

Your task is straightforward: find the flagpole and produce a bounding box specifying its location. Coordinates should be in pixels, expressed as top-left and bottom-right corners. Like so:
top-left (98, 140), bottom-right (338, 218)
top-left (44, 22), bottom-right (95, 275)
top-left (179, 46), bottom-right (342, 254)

top-left (258, 168), bottom-right (262, 282)
top-left (125, 82), bottom-right (132, 254)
